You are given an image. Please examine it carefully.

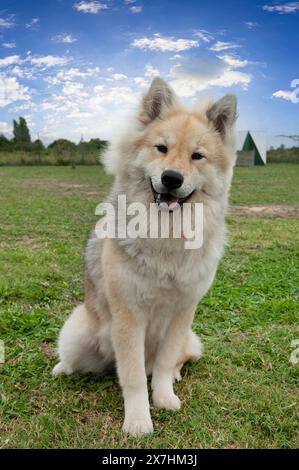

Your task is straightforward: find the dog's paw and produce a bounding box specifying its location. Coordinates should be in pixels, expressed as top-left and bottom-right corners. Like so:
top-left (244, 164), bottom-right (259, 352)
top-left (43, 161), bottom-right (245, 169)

top-left (123, 416), bottom-right (153, 437)
top-left (153, 391), bottom-right (181, 410)
top-left (52, 362), bottom-right (72, 376)
top-left (172, 366), bottom-right (182, 383)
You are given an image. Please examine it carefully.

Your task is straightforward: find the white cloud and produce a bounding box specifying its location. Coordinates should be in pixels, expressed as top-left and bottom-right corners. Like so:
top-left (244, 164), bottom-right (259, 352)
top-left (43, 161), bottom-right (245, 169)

top-left (73, 1), bottom-right (108, 14)
top-left (144, 64), bottom-right (160, 77)
top-left (133, 76), bottom-right (149, 87)
top-left (170, 54), bottom-right (183, 60)
top-left (0, 17), bottom-right (15, 29)
top-left (209, 41), bottom-right (241, 52)
top-left (43, 76), bottom-right (61, 86)
top-left (218, 54), bottom-right (249, 68)
top-left (111, 73), bottom-right (127, 81)
top-left (0, 75), bottom-right (30, 107)
top-left (0, 55), bottom-right (22, 68)
top-left (26, 18), bottom-right (39, 28)
top-left (194, 29), bottom-right (213, 43)
top-left (67, 110), bottom-right (93, 119)
top-left (2, 42), bottom-right (16, 49)
top-left (10, 65), bottom-right (36, 80)
top-left (124, 0), bottom-right (136, 3)
top-left (0, 121), bottom-right (12, 135)
top-left (13, 101), bottom-right (36, 112)
top-left (34, 81), bottom-right (142, 143)
top-left (263, 2), bottom-right (299, 14)
top-left (52, 33), bottom-right (78, 44)
top-left (62, 81), bottom-right (88, 97)
top-left (132, 33), bottom-right (199, 52)
top-left (272, 90), bottom-right (298, 102)
top-left (130, 6), bottom-right (142, 13)
top-left (93, 85), bottom-right (138, 104)
top-left (245, 21), bottom-right (259, 29)
top-left (169, 58), bottom-right (251, 97)
top-left (273, 80), bottom-right (299, 103)
top-left (93, 84), bottom-right (104, 93)
top-left (40, 101), bottom-right (59, 111)
top-left (45, 67), bottom-right (100, 84)
top-left (212, 70), bottom-right (251, 89)
top-left (31, 55), bottom-right (70, 68)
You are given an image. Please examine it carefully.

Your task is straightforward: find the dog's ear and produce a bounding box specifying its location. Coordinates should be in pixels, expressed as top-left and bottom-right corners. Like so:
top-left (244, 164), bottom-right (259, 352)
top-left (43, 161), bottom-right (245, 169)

top-left (139, 77), bottom-right (178, 125)
top-left (207, 94), bottom-right (237, 139)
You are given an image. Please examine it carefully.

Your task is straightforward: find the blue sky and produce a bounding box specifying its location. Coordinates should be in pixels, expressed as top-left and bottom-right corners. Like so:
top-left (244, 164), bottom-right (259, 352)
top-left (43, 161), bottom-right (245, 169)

top-left (0, 0), bottom-right (298, 147)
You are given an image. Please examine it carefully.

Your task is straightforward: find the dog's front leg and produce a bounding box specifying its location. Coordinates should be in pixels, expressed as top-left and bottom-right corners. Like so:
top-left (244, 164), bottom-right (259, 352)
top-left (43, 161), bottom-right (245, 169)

top-left (111, 305), bottom-right (153, 437)
top-left (151, 308), bottom-right (195, 410)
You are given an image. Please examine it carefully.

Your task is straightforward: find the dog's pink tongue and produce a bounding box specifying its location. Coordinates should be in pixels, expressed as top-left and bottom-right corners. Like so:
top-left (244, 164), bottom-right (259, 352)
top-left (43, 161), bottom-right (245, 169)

top-left (159, 199), bottom-right (180, 212)
top-left (169, 200), bottom-right (180, 211)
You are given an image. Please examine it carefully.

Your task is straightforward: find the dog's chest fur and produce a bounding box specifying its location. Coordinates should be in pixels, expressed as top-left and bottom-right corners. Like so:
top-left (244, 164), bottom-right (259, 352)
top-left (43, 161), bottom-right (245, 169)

top-left (117, 215), bottom-right (225, 317)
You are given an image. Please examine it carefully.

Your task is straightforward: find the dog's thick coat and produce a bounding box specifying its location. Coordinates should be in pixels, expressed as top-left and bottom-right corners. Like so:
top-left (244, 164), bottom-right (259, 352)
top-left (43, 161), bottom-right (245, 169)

top-left (53, 78), bottom-right (237, 436)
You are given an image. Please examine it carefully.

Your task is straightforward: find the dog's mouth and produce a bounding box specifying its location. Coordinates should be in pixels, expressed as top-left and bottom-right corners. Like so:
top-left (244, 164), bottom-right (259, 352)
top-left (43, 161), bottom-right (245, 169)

top-left (151, 181), bottom-right (194, 212)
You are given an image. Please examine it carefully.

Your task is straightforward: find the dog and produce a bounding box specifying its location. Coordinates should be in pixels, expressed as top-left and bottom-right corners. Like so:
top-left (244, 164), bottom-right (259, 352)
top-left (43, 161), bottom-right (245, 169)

top-left (52, 77), bottom-right (237, 437)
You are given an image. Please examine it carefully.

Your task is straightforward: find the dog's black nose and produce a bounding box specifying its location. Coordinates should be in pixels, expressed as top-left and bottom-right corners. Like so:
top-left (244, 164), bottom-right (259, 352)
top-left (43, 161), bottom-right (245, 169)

top-left (161, 170), bottom-right (184, 190)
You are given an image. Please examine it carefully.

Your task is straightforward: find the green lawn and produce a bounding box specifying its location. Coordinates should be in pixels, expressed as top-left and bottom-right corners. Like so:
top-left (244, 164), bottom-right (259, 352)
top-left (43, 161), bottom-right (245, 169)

top-left (0, 164), bottom-right (298, 449)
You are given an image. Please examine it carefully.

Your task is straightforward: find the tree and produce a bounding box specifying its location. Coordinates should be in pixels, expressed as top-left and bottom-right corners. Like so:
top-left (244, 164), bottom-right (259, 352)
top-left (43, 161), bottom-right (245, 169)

top-left (19, 117), bottom-right (31, 144)
top-left (31, 139), bottom-right (45, 152)
top-left (13, 120), bottom-right (19, 142)
top-left (48, 139), bottom-right (76, 153)
top-left (0, 134), bottom-right (13, 151)
top-left (13, 117), bottom-right (31, 149)
top-left (31, 139), bottom-right (45, 164)
top-left (88, 138), bottom-right (108, 150)
top-left (48, 139), bottom-right (77, 165)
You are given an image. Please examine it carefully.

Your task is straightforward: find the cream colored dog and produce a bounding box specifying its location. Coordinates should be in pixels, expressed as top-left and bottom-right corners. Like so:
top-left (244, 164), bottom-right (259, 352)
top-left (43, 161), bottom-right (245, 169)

top-left (53, 78), bottom-right (237, 436)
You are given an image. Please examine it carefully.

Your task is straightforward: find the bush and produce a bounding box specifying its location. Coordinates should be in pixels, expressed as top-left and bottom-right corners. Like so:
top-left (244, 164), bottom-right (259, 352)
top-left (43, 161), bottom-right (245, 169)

top-left (0, 134), bottom-right (14, 152)
top-left (31, 139), bottom-right (45, 152)
top-left (267, 147), bottom-right (299, 163)
top-left (48, 139), bottom-right (77, 154)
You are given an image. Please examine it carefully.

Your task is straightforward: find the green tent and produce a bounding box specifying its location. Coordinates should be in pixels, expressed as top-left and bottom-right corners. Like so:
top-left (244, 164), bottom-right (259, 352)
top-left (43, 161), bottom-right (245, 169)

top-left (236, 131), bottom-right (266, 166)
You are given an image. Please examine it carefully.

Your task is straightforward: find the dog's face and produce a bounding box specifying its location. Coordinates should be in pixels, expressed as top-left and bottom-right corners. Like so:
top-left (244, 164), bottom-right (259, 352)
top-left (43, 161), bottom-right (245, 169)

top-left (142, 110), bottom-right (235, 211)
top-left (105, 78), bottom-right (237, 210)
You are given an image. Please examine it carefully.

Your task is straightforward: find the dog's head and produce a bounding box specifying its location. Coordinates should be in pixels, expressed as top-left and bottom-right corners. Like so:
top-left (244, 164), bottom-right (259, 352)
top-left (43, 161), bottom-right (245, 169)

top-left (104, 77), bottom-right (237, 211)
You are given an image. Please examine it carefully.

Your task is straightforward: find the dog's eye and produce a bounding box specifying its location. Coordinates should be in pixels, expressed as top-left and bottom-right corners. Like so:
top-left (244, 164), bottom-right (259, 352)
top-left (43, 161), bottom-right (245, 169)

top-left (155, 144), bottom-right (168, 154)
top-left (192, 152), bottom-right (205, 160)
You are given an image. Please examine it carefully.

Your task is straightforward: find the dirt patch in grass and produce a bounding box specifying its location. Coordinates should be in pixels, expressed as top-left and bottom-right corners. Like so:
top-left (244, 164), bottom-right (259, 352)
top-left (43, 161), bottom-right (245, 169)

top-left (0, 235), bottom-right (42, 250)
top-left (41, 341), bottom-right (55, 359)
top-left (19, 180), bottom-right (100, 196)
top-left (230, 204), bottom-right (299, 218)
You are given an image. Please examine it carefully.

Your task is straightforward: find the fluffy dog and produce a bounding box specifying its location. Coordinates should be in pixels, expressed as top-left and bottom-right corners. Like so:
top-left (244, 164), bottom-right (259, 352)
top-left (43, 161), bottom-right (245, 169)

top-left (53, 78), bottom-right (237, 436)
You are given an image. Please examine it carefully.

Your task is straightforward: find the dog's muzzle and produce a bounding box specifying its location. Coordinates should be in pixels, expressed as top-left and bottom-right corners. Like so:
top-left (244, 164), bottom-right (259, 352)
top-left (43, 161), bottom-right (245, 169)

top-left (151, 175), bottom-right (195, 212)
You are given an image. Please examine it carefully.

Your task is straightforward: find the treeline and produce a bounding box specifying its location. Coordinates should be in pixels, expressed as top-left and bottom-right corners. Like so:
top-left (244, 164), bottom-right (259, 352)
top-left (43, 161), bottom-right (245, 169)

top-left (1, 116), bottom-right (298, 166)
top-left (0, 117), bottom-right (108, 166)
top-left (267, 145), bottom-right (299, 164)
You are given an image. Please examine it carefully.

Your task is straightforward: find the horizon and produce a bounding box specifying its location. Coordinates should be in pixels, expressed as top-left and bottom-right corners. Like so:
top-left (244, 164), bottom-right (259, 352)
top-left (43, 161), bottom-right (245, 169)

top-left (0, 0), bottom-right (298, 148)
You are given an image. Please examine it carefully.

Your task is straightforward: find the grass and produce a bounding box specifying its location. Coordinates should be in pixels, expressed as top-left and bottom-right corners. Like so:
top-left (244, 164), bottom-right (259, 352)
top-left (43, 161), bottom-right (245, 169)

top-left (0, 163), bottom-right (298, 449)
top-left (231, 163), bottom-right (299, 205)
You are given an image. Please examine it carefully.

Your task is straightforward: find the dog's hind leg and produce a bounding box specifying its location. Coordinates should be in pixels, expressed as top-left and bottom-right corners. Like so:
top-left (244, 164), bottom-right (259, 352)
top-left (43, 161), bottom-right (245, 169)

top-left (172, 330), bottom-right (203, 383)
top-left (52, 304), bottom-right (113, 376)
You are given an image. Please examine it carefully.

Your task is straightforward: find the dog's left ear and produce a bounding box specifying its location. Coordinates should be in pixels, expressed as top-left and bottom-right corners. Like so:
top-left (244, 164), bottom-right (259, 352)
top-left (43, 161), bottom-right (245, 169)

top-left (139, 77), bottom-right (178, 125)
top-left (207, 94), bottom-right (237, 139)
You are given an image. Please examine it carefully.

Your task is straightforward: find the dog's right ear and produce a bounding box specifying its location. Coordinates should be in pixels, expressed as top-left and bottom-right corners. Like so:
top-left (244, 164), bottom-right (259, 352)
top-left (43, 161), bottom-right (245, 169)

top-left (139, 77), bottom-right (178, 125)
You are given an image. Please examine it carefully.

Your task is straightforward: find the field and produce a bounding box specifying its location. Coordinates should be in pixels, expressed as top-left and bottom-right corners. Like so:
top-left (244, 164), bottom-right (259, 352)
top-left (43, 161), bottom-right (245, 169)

top-left (0, 164), bottom-right (298, 449)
